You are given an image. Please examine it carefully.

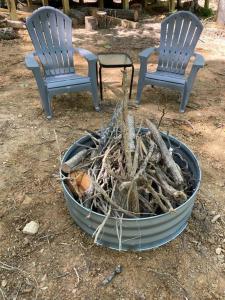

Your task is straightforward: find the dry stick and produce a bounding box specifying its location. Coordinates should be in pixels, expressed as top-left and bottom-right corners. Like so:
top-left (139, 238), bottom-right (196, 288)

top-left (0, 261), bottom-right (39, 300)
top-left (126, 140), bottom-right (155, 209)
top-left (144, 182), bottom-right (168, 213)
top-left (147, 268), bottom-right (189, 299)
top-left (61, 149), bottom-right (88, 173)
top-left (155, 167), bottom-right (187, 202)
top-left (145, 119), bottom-right (184, 186)
top-left (146, 174), bottom-right (174, 211)
top-left (131, 136), bottom-right (140, 177)
top-left (157, 185), bottom-right (174, 211)
top-left (96, 143), bottom-right (118, 181)
top-left (14, 282), bottom-right (22, 300)
top-left (116, 214), bottom-right (123, 251)
top-left (139, 135), bottom-right (148, 156)
top-left (93, 205), bottom-right (111, 243)
top-left (157, 107), bottom-right (167, 128)
top-left (138, 194), bottom-right (156, 214)
top-left (73, 267), bottom-right (80, 287)
top-left (0, 288), bottom-right (6, 300)
top-left (121, 70), bottom-right (139, 213)
top-left (127, 114), bottom-right (136, 152)
top-left (119, 140), bottom-right (154, 192)
top-left (54, 129), bottom-right (62, 165)
top-left (121, 70), bottom-right (133, 173)
top-left (93, 182), bottom-right (136, 218)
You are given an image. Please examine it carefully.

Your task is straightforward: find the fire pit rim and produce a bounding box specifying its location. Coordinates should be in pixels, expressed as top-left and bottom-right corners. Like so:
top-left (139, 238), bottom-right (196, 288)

top-left (60, 129), bottom-right (201, 221)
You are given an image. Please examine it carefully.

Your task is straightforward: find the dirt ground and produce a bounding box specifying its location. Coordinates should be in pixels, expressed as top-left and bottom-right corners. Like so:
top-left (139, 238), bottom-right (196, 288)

top-left (1, 13), bottom-right (225, 300)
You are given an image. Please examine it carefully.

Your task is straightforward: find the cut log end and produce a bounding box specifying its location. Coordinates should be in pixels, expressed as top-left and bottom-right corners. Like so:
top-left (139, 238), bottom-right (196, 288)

top-left (61, 163), bottom-right (72, 174)
top-left (85, 16), bottom-right (98, 31)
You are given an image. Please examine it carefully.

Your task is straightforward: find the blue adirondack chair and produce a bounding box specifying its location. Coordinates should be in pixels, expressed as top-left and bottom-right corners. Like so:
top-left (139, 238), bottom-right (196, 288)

top-left (25, 6), bottom-right (100, 119)
top-left (136, 11), bottom-right (204, 112)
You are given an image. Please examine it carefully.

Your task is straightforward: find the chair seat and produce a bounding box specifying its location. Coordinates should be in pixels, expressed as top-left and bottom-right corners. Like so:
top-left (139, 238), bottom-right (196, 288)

top-left (145, 71), bottom-right (186, 86)
top-left (45, 73), bottom-right (91, 90)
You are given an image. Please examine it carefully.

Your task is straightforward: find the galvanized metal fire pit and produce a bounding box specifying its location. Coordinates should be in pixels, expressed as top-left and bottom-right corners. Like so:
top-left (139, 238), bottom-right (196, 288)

top-left (61, 130), bottom-right (201, 251)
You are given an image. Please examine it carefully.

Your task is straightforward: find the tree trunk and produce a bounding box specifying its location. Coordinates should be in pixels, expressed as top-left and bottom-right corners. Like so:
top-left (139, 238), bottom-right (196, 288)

top-left (85, 16), bottom-right (98, 30)
top-left (62, 0), bottom-right (70, 14)
top-left (204, 0), bottom-right (209, 9)
top-left (192, 0), bottom-right (199, 11)
top-left (217, 0), bottom-right (225, 25)
top-left (169, 0), bottom-right (176, 11)
top-left (69, 9), bottom-right (85, 25)
top-left (177, 0), bottom-right (181, 9)
top-left (98, 0), bottom-right (104, 9)
top-left (6, 0), bottom-right (17, 20)
top-left (122, 0), bottom-right (129, 10)
top-left (104, 8), bottom-right (139, 21)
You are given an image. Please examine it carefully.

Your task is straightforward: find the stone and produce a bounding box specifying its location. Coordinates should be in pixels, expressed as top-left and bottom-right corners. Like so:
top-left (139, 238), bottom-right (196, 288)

top-left (22, 195), bottom-right (33, 205)
top-left (23, 237), bottom-right (29, 245)
top-left (22, 221), bottom-right (39, 235)
top-left (217, 254), bottom-right (224, 262)
top-left (216, 247), bottom-right (222, 255)
top-left (41, 274), bottom-right (47, 282)
top-left (1, 279), bottom-right (7, 287)
top-left (211, 214), bottom-right (221, 223)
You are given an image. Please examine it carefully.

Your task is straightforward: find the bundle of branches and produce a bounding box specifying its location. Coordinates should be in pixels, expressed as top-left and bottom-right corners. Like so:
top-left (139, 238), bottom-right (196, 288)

top-left (61, 72), bottom-right (194, 219)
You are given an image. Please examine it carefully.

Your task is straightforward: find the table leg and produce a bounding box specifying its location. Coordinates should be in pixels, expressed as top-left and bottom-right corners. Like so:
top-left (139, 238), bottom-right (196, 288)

top-left (99, 65), bottom-right (103, 100)
top-left (129, 64), bottom-right (134, 99)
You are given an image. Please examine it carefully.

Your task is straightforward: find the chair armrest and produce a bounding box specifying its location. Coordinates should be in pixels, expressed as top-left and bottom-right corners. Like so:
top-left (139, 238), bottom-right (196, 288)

top-left (186, 53), bottom-right (204, 90)
top-left (74, 48), bottom-right (97, 62)
top-left (25, 52), bottom-right (40, 70)
top-left (192, 53), bottom-right (205, 68)
top-left (139, 47), bottom-right (158, 60)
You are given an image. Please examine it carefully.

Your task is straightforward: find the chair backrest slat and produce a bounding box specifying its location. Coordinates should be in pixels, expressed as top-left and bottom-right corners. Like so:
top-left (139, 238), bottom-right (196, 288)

top-left (157, 11), bottom-right (203, 75)
top-left (26, 6), bottom-right (75, 77)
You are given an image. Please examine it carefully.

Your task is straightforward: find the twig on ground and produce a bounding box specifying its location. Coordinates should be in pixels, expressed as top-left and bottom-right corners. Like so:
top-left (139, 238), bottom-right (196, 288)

top-left (157, 107), bottom-right (167, 128)
top-left (148, 267), bottom-right (189, 299)
top-left (54, 129), bottom-right (62, 165)
top-left (73, 267), bottom-right (80, 287)
top-left (54, 272), bottom-right (70, 279)
top-left (14, 282), bottom-right (22, 300)
top-left (0, 288), bottom-right (6, 300)
top-left (0, 261), bottom-right (39, 300)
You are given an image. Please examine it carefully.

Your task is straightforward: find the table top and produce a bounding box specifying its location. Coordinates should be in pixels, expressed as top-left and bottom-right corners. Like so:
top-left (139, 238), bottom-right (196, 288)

top-left (98, 53), bottom-right (133, 67)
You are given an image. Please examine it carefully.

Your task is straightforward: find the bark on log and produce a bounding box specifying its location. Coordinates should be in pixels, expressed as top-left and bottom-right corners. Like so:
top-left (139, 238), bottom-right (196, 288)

top-left (145, 119), bottom-right (184, 186)
top-left (127, 114), bottom-right (135, 153)
top-left (104, 8), bottom-right (139, 21)
top-left (121, 71), bottom-right (139, 214)
top-left (106, 15), bottom-right (139, 29)
top-left (69, 9), bottom-right (85, 25)
top-left (217, 0), bottom-right (225, 25)
top-left (61, 149), bottom-right (88, 173)
top-left (85, 16), bottom-right (98, 30)
top-left (6, 19), bottom-right (25, 28)
top-left (155, 167), bottom-right (187, 202)
top-left (0, 8), bottom-right (31, 16)
top-left (0, 27), bottom-right (17, 39)
top-left (96, 11), bottom-right (107, 29)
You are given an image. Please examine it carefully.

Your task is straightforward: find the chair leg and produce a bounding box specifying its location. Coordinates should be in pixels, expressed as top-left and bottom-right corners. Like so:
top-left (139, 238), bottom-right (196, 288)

top-left (136, 75), bottom-right (145, 105)
top-left (88, 62), bottom-right (101, 111)
top-left (179, 88), bottom-right (191, 113)
top-left (129, 65), bottom-right (134, 99)
top-left (91, 82), bottom-right (100, 112)
top-left (39, 90), bottom-right (53, 119)
top-left (99, 66), bottom-right (103, 101)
